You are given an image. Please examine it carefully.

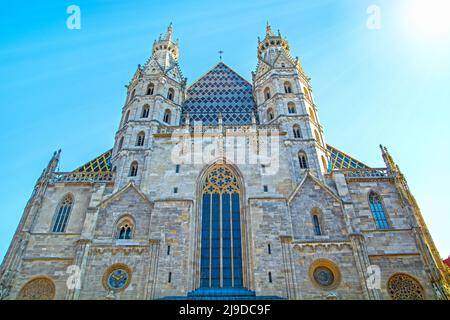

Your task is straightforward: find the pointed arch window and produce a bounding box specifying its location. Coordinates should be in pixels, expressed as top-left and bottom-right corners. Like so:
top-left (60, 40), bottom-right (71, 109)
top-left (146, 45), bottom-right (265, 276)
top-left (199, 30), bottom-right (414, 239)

top-left (124, 110), bottom-right (130, 125)
top-left (288, 102), bottom-right (296, 114)
top-left (146, 83), bottom-right (154, 95)
top-left (369, 192), bottom-right (390, 229)
top-left (267, 108), bottom-right (274, 121)
top-left (293, 125), bottom-right (301, 138)
top-left (167, 88), bottom-right (175, 101)
top-left (284, 81), bottom-right (292, 94)
top-left (52, 194), bottom-right (73, 233)
top-left (118, 136), bottom-right (124, 151)
top-left (264, 87), bottom-right (271, 101)
top-left (129, 88), bottom-right (136, 103)
top-left (321, 156), bottom-right (328, 173)
top-left (129, 161), bottom-right (138, 177)
top-left (303, 87), bottom-right (311, 101)
top-left (314, 130), bottom-right (322, 146)
top-left (312, 214), bottom-right (322, 236)
top-left (200, 165), bottom-right (244, 289)
top-left (309, 107), bottom-right (316, 123)
top-left (141, 105), bottom-right (150, 118)
top-left (136, 132), bottom-right (145, 147)
top-left (117, 219), bottom-right (134, 240)
top-left (298, 152), bottom-right (308, 169)
top-left (163, 109), bottom-right (171, 123)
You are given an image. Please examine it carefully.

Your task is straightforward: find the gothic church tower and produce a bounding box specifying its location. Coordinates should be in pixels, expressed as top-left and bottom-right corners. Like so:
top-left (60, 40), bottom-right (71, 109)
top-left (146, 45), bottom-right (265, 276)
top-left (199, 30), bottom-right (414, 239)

top-left (253, 23), bottom-right (329, 179)
top-left (111, 24), bottom-right (186, 190)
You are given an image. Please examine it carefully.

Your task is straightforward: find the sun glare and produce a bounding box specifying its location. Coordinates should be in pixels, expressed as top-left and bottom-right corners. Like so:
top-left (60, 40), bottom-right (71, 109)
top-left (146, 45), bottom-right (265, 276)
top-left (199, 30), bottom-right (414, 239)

top-left (408, 0), bottom-right (450, 36)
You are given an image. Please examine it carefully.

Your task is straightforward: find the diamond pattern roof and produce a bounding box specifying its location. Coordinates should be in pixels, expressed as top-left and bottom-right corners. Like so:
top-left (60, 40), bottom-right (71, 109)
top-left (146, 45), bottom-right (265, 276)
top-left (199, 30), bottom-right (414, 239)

top-left (72, 146), bottom-right (368, 173)
top-left (181, 62), bottom-right (257, 125)
top-left (73, 149), bottom-right (112, 173)
top-left (327, 145), bottom-right (368, 170)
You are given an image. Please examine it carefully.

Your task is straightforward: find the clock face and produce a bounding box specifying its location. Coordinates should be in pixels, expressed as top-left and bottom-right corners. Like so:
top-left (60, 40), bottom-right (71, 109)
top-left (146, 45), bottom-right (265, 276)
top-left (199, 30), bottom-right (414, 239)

top-left (107, 269), bottom-right (129, 290)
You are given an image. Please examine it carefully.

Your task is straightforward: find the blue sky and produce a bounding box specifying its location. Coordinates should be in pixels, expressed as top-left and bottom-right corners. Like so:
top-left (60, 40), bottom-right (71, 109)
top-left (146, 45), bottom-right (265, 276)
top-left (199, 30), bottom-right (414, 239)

top-left (0, 0), bottom-right (449, 260)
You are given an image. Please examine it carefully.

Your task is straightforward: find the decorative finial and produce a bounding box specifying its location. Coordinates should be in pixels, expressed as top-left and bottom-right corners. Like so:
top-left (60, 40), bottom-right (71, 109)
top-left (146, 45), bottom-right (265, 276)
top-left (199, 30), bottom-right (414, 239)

top-left (165, 22), bottom-right (173, 42)
top-left (266, 21), bottom-right (272, 34)
top-left (218, 50), bottom-right (224, 62)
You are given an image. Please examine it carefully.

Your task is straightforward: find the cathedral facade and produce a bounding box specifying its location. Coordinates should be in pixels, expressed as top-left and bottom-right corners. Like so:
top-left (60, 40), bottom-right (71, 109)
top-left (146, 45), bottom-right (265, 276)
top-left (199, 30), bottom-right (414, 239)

top-left (0, 24), bottom-right (448, 300)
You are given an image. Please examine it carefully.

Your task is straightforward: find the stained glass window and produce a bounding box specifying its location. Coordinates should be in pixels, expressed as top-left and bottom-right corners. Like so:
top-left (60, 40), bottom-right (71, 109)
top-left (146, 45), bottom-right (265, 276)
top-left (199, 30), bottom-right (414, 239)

top-left (52, 194), bottom-right (73, 233)
top-left (313, 215), bottom-right (322, 236)
top-left (369, 192), bottom-right (390, 229)
top-left (200, 166), bottom-right (243, 289)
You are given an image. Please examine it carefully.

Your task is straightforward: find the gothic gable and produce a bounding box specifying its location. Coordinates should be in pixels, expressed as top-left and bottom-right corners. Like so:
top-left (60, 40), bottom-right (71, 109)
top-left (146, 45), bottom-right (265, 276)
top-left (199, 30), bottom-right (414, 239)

top-left (95, 183), bottom-right (152, 240)
top-left (288, 173), bottom-right (347, 239)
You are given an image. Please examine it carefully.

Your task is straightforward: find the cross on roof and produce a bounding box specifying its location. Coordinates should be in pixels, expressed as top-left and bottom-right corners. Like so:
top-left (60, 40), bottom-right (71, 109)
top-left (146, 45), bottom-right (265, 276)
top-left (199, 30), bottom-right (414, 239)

top-left (218, 50), bottom-right (224, 62)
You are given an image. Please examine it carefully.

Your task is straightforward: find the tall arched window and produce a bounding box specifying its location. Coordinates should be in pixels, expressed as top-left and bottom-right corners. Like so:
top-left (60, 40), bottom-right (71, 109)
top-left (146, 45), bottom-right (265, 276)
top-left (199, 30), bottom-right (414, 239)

top-left (52, 194), bottom-right (73, 233)
top-left (321, 156), bottom-right (328, 173)
top-left (200, 165), bottom-right (244, 289)
top-left (129, 89), bottom-right (136, 102)
top-left (136, 131), bottom-right (145, 146)
top-left (267, 108), bottom-right (274, 121)
top-left (309, 107), bottom-right (316, 123)
top-left (118, 136), bottom-right (124, 150)
top-left (146, 83), bottom-right (154, 95)
top-left (124, 110), bottom-right (130, 124)
top-left (141, 105), bottom-right (150, 118)
top-left (303, 87), bottom-right (311, 101)
top-left (369, 191), bottom-right (390, 229)
top-left (284, 81), bottom-right (292, 93)
top-left (167, 88), bottom-right (175, 101)
top-left (264, 87), bottom-right (271, 101)
top-left (314, 130), bottom-right (322, 146)
top-left (293, 125), bottom-right (301, 138)
top-left (117, 219), bottom-right (134, 240)
top-left (163, 109), bottom-right (171, 123)
top-left (129, 161), bottom-right (138, 177)
top-left (298, 152), bottom-right (308, 169)
top-left (312, 214), bottom-right (322, 236)
top-left (288, 102), bottom-right (296, 114)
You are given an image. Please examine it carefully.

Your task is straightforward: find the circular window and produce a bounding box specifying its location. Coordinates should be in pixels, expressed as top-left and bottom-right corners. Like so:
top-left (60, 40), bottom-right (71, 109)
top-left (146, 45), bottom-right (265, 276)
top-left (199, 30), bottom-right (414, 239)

top-left (309, 259), bottom-right (341, 290)
top-left (17, 277), bottom-right (55, 300)
top-left (387, 273), bottom-right (424, 300)
top-left (103, 264), bottom-right (131, 292)
top-left (313, 267), bottom-right (335, 287)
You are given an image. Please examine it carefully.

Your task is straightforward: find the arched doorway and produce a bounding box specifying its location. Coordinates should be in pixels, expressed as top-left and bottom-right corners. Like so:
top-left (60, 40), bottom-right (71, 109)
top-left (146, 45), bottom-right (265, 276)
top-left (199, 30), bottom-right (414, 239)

top-left (199, 164), bottom-right (244, 289)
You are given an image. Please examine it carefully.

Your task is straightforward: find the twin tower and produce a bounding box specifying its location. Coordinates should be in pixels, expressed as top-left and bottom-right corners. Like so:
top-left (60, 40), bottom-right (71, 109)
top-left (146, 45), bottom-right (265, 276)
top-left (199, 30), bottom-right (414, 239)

top-left (111, 23), bottom-right (329, 190)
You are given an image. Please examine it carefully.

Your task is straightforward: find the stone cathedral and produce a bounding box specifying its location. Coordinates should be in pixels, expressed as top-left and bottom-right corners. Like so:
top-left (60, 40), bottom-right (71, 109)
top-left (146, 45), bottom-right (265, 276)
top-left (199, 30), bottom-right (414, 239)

top-left (1, 24), bottom-right (449, 300)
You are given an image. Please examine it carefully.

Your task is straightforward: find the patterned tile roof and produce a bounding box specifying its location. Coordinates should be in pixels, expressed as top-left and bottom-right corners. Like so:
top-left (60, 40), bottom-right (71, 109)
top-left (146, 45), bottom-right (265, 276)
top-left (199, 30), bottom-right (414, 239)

top-left (73, 149), bottom-right (112, 173)
top-left (327, 145), bottom-right (369, 170)
top-left (181, 62), bottom-right (257, 125)
top-left (72, 146), bottom-right (368, 173)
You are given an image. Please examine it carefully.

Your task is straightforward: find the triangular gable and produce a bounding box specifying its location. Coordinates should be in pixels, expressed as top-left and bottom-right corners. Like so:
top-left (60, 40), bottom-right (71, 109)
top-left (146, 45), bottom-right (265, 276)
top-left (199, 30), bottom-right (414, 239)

top-left (287, 170), bottom-right (342, 205)
top-left (181, 62), bottom-right (256, 125)
top-left (98, 182), bottom-right (153, 209)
